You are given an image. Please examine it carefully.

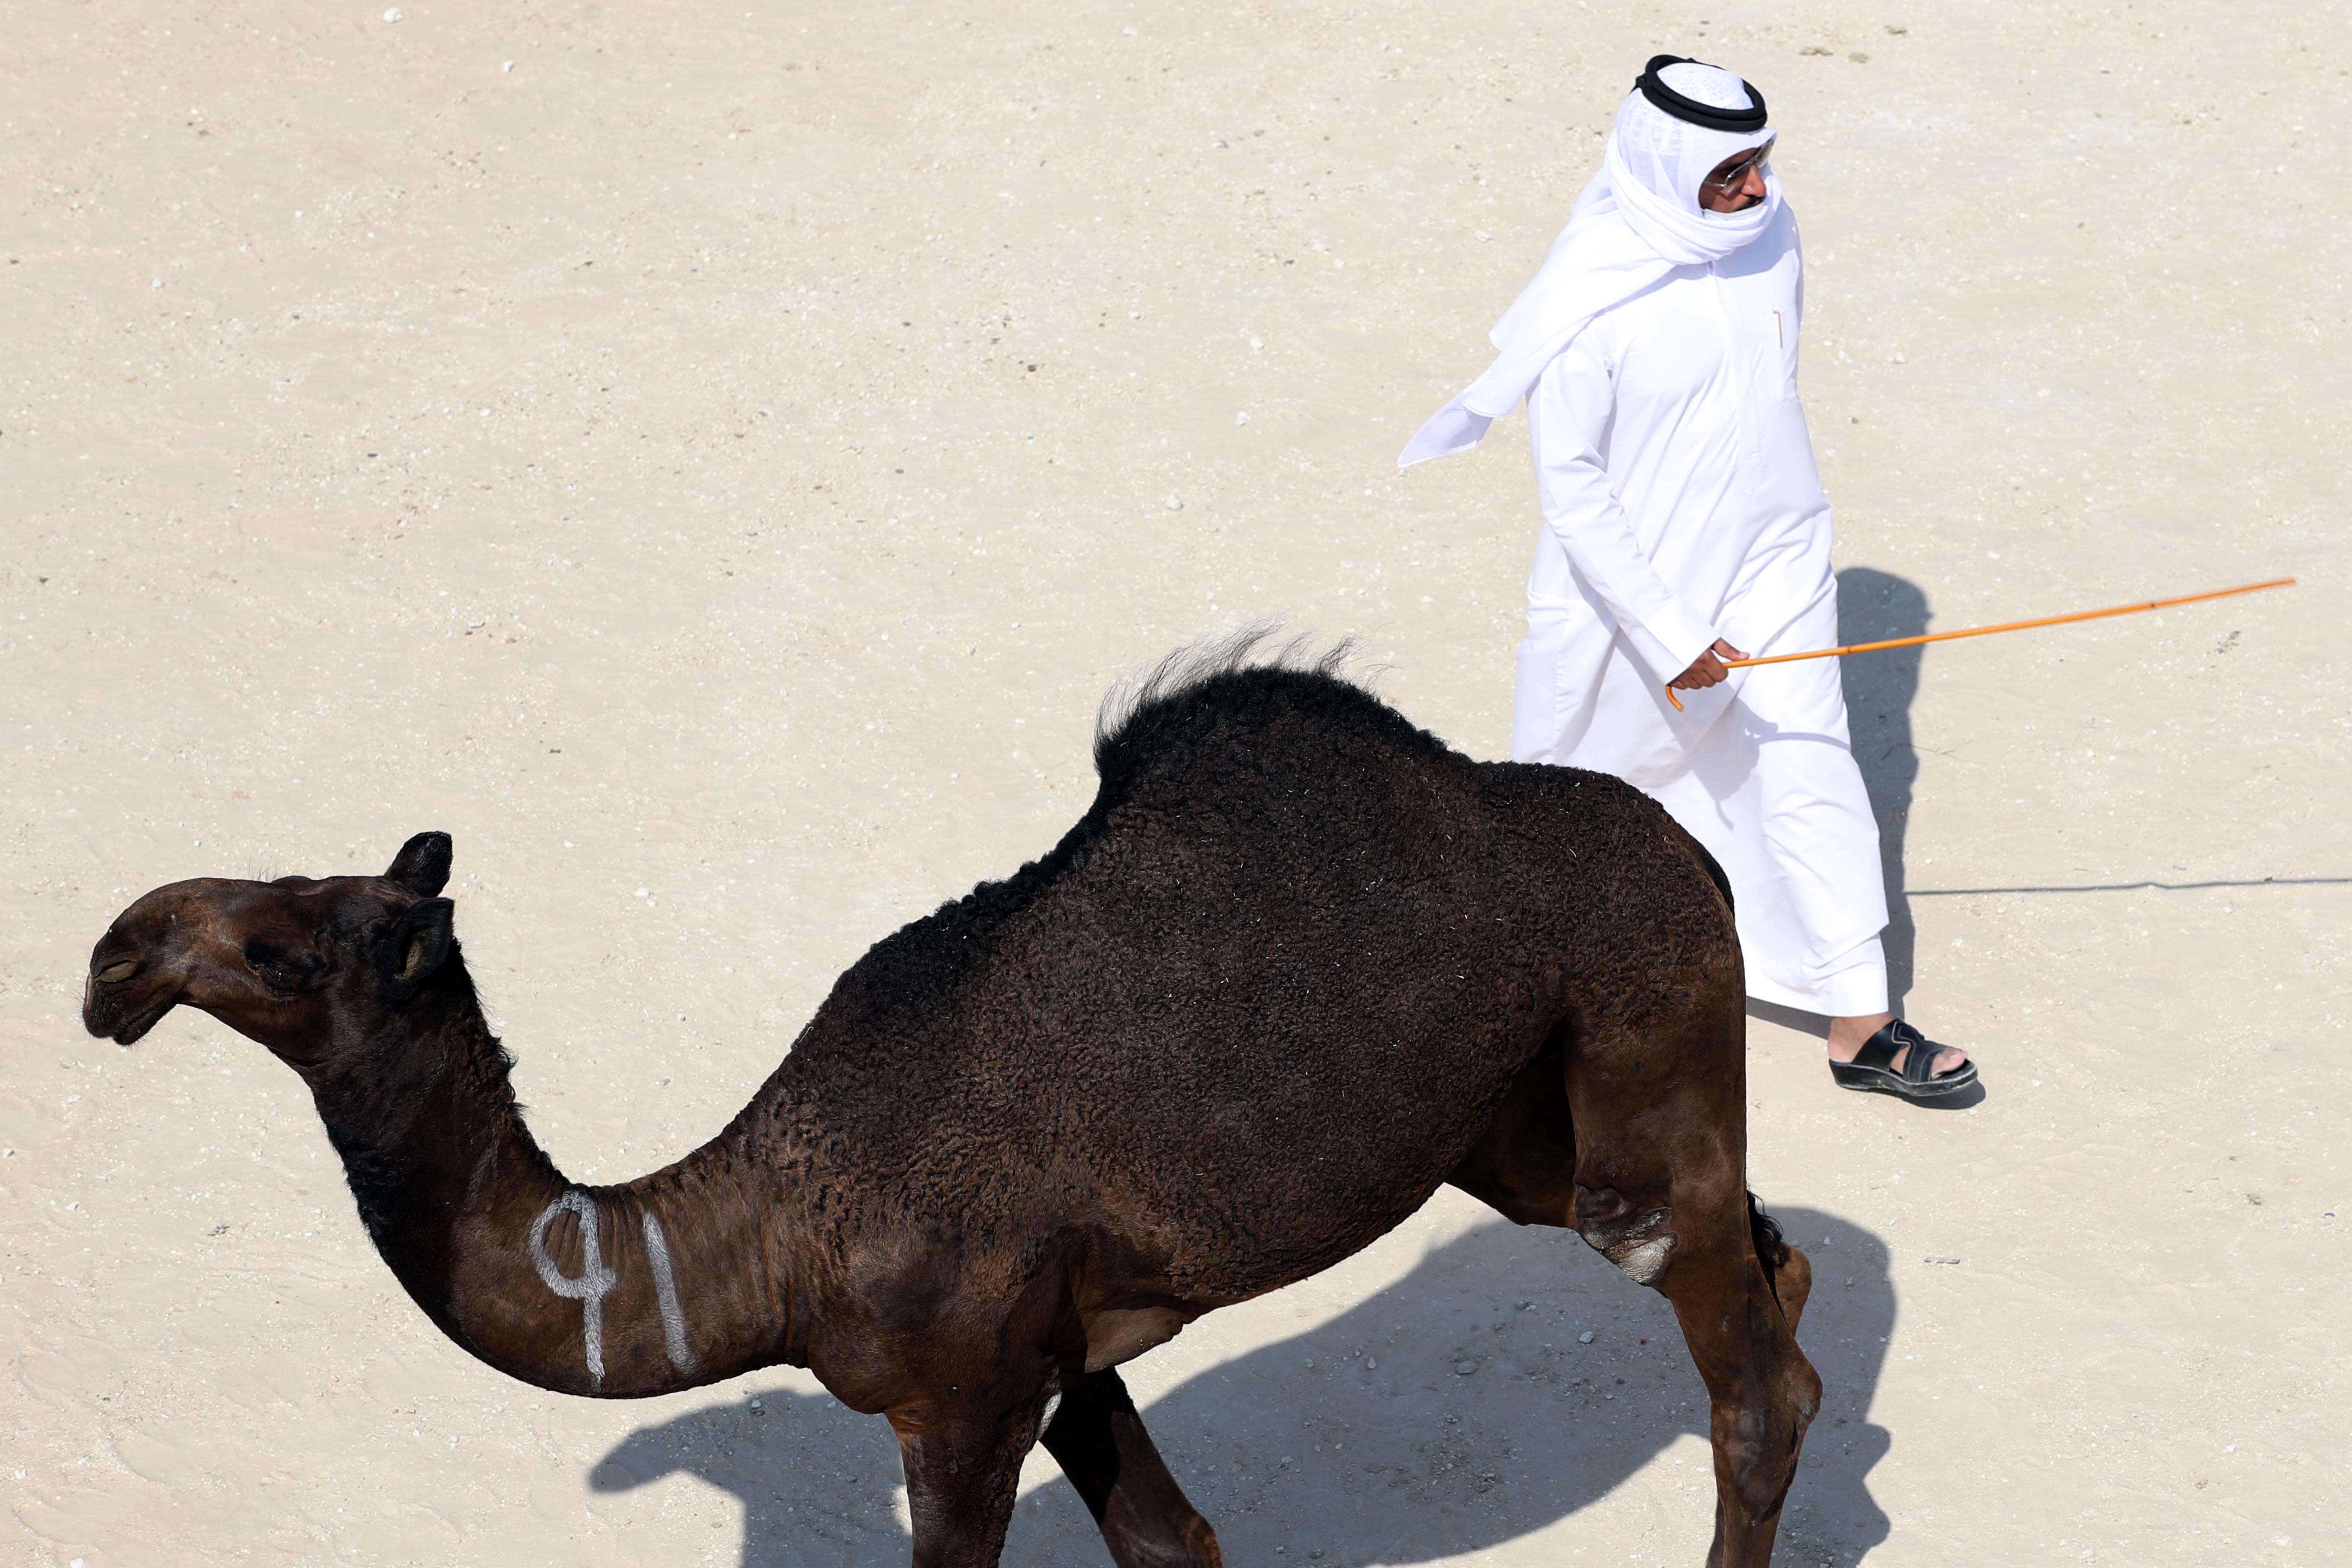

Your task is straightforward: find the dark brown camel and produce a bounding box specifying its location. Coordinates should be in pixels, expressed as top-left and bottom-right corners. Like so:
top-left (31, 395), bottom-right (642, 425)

top-left (82, 647), bottom-right (1819, 1566)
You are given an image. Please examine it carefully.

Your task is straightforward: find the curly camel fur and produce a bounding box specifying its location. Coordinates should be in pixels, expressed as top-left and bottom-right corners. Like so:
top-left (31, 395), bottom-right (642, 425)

top-left (83, 642), bottom-right (1819, 1566)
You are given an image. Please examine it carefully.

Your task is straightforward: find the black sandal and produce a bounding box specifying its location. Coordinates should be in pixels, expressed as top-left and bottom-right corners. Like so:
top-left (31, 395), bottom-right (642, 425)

top-left (1830, 1019), bottom-right (1978, 1100)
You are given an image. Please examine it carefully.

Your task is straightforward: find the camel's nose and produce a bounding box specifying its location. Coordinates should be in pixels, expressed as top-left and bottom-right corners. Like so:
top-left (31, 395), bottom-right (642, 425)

top-left (93, 958), bottom-right (140, 984)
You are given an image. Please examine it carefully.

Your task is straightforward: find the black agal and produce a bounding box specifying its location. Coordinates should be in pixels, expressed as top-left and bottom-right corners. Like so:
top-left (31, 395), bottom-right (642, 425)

top-left (1634, 55), bottom-right (1768, 133)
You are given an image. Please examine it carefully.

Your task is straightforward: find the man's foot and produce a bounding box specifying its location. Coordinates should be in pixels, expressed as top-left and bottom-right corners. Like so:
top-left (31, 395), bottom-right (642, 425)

top-left (1827, 1019), bottom-right (1978, 1100)
top-left (1827, 1012), bottom-right (1969, 1080)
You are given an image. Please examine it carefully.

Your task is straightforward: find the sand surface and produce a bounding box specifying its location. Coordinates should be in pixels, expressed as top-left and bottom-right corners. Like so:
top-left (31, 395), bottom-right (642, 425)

top-left (4, 1), bottom-right (2346, 1563)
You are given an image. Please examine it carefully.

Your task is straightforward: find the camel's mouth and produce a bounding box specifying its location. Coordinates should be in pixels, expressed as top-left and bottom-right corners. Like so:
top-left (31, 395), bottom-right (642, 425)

top-left (84, 984), bottom-right (180, 1046)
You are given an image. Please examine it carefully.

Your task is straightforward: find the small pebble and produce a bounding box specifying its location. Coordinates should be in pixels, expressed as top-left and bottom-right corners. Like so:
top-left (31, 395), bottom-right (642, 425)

top-left (1235, 411), bottom-right (1250, 425)
top-left (1364, 1356), bottom-right (1376, 1370)
top-left (1165, 493), bottom-right (1183, 510)
top-left (382, 6), bottom-right (401, 19)
top-left (1801, 44), bottom-right (1831, 56)
top-left (1455, 1360), bottom-right (1477, 1375)
top-left (1886, 23), bottom-right (1908, 34)
top-left (1849, 51), bottom-right (1870, 63)
top-left (1578, 1331), bottom-right (1595, 1344)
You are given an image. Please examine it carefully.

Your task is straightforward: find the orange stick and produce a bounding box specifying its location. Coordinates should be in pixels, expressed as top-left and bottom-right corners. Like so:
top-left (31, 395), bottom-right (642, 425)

top-left (1663, 576), bottom-right (2296, 710)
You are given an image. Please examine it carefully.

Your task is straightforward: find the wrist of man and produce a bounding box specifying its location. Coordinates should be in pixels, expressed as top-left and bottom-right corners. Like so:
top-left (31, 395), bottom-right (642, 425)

top-left (1647, 614), bottom-right (1723, 683)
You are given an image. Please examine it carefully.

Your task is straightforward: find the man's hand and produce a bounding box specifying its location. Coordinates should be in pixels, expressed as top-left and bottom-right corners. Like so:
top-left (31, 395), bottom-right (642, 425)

top-left (1669, 638), bottom-right (1749, 692)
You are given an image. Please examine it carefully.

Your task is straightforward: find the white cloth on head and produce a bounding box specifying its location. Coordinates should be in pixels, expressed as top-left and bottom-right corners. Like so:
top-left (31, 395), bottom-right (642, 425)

top-left (1504, 199), bottom-right (1891, 1017)
top-left (1398, 63), bottom-right (1777, 469)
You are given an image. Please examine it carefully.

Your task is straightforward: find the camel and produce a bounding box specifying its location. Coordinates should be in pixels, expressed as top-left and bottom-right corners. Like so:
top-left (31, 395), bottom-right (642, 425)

top-left (82, 644), bottom-right (1819, 1567)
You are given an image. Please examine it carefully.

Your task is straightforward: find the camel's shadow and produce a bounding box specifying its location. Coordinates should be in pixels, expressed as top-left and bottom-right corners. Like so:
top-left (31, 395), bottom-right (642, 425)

top-left (590, 1209), bottom-right (1894, 1567)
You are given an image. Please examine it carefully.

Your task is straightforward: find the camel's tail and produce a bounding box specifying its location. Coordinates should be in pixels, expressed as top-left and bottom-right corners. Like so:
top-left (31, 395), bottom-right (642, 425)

top-left (1689, 837), bottom-right (1735, 918)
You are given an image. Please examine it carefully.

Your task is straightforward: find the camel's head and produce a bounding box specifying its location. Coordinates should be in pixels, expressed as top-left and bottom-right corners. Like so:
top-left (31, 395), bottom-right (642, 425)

top-left (82, 833), bottom-right (461, 1069)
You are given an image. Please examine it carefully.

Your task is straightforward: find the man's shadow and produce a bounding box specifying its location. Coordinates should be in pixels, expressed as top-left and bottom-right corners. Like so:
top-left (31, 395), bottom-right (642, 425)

top-left (1748, 568), bottom-right (1931, 1049)
top-left (1835, 567), bottom-right (1929, 1008)
top-left (590, 1210), bottom-right (1896, 1566)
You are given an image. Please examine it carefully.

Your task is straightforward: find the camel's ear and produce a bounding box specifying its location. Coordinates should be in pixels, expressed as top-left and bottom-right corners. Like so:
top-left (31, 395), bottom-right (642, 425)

top-left (385, 832), bottom-right (453, 897)
top-left (377, 898), bottom-right (455, 999)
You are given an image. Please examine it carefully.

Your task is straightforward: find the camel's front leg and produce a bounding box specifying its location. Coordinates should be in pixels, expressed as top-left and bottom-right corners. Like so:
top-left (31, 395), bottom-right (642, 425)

top-left (888, 1395), bottom-right (1040, 1568)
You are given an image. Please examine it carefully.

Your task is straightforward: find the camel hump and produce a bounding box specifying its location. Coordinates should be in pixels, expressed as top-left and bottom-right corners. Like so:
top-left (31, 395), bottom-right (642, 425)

top-left (1092, 624), bottom-right (1446, 796)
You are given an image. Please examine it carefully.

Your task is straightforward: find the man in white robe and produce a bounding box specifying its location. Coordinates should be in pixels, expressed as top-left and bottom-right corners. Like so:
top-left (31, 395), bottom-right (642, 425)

top-left (1401, 57), bottom-right (1975, 1099)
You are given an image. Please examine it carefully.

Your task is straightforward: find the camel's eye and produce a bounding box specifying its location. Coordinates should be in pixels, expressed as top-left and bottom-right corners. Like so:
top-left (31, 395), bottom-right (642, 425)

top-left (245, 940), bottom-right (327, 994)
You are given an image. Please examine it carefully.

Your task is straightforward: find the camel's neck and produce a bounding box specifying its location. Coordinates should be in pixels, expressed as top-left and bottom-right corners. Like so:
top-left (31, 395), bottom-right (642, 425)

top-left (304, 962), bottom-right (796, 1398)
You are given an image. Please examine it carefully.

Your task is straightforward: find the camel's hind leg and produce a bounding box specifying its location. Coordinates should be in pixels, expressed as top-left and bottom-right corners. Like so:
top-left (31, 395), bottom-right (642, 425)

top-left (1565, 1009), bottom-right (1821, 1568)
top-left (1038, 1367), bottom-right (1225, 1568)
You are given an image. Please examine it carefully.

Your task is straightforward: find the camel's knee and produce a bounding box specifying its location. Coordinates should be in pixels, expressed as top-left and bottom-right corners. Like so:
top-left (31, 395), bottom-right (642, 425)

top-left (1574, 1185), bottom-right (1677, 1286)
top-left (1710, 1372), bottom-right (1818, 1515)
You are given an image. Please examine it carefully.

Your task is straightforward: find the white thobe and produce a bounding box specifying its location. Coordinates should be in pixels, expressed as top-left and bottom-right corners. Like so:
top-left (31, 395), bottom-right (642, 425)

top-left (1509, 205), bottom-right (1890, 1017)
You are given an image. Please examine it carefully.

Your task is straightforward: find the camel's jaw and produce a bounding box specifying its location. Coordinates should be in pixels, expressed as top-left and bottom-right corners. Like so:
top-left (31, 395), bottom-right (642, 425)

top-left (89, 986), bottom-right (181, 1045)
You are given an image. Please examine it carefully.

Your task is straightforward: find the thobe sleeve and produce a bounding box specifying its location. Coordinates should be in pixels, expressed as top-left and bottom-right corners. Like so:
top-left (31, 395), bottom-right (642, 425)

top-left (1528, 341), bottom-right (1721, 683)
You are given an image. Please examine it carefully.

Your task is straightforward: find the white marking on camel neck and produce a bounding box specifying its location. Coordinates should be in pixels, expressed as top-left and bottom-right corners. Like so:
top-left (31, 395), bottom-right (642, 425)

top-left (529, 1190), bottom-right (617, 1390)
top-left (640, 1211), bottom-right (697, 1373)
top-left (527, 1191), bottom-right (698, 1387)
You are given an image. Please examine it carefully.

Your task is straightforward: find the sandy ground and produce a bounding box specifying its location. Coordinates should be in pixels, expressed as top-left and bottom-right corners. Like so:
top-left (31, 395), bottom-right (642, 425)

top-left (3, 0), bottom-right (2347, 1563)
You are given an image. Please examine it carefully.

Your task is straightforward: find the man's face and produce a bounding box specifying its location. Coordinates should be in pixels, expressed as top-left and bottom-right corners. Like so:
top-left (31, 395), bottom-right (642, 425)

top-left (1699, 141), bottom-right (1772, 213)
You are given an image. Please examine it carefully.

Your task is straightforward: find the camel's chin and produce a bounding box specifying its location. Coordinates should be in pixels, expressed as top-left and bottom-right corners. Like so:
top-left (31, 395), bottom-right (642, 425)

top-left (91, 991), bottom-right (179, 1046)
